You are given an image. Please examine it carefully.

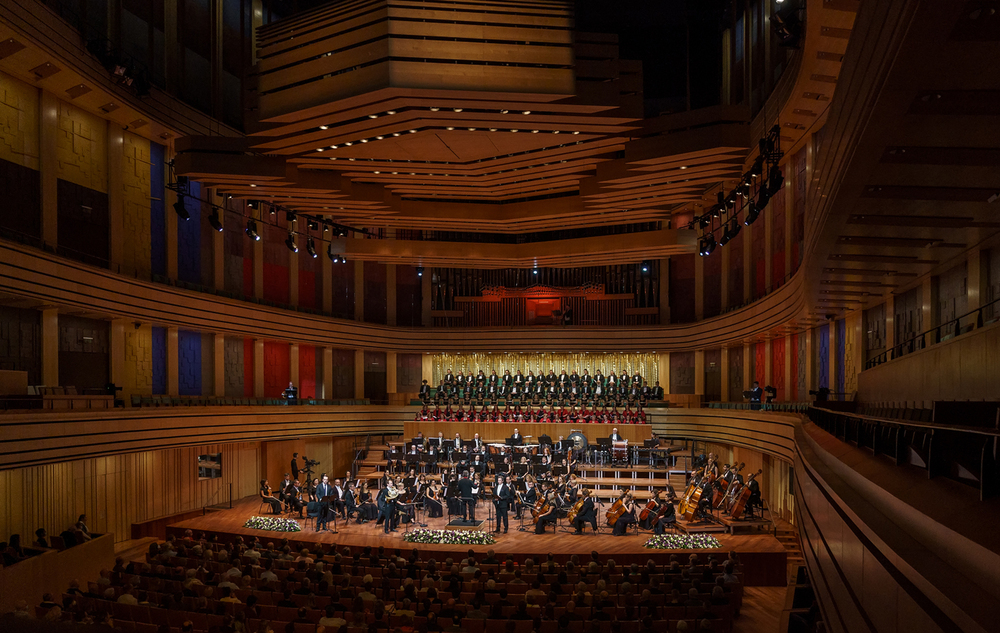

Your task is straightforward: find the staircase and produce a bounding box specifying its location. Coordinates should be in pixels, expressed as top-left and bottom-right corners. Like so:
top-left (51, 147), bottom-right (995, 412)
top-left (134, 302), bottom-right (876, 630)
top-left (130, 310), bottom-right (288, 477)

top-left (774, 521), bottom-right (805, 583)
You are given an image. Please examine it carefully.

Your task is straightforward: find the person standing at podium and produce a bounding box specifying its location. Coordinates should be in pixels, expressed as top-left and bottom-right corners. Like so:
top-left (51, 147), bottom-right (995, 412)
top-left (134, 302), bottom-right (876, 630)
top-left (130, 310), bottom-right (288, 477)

top-left (458, 471), bottom-right (477, 522)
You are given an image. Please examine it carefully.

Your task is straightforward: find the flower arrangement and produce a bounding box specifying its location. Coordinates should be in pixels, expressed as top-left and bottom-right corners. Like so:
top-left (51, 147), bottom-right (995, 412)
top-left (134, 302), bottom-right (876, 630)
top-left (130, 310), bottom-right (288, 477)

top-left (643, 533), bottom-right (722, 550)
top-left (243, 516), bottom-right (302, 532)
top-left (403, 529), bottom-right (496, 546)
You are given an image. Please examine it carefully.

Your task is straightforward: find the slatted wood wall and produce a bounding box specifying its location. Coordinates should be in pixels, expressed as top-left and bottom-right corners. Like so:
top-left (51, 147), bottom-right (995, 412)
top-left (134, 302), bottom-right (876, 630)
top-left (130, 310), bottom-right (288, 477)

top-left (0, 442), bottom-right (260, 544)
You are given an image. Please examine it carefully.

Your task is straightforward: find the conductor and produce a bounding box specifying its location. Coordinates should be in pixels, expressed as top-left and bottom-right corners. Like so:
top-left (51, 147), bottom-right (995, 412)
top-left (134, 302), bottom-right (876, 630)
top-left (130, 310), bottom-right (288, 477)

top-left (457, 470), bottom-right (477, 522)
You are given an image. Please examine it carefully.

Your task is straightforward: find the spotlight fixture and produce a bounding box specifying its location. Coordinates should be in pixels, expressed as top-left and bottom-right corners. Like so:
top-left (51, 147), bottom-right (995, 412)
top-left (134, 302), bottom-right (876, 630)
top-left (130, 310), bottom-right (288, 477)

top-left (728, 217), bottom-right (742, 240)
top-left (416, 266), bottom-right (424, 277)
top-left (245, 219), bottom-right (260, 241)
top-left (208, 209), bottom-right (223, 232)
top-left (766, 167), bottom-right (785, 196)
top-left (699, 215), bottom-right (712, 229)
top-left (756, 185), bottom-right (772, 210)
top-left (533, 267), bottom-right (539, 275)
top-left (744, 200), bottom-right (761, 226)
top-left (327, 243), bottom-right (337, 261)
top-left (285, 234), bottom-right (298, 253)
top-left (699, 234), bottom-right (717, 257)
top-left (750, 155), bottom-right (764, 179)
top-left (306, 237), bottom-right (317, 258)
top-left (640, 260), bottom-right (651, 274)
top-left (173, 197), bottom-right (190, 221)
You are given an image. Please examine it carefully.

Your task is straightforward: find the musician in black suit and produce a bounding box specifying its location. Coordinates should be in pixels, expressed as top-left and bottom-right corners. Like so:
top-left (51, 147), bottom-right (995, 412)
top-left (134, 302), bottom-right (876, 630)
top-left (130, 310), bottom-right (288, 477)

top-left (285, 479), bottom-right (304, 517)
top-left (342, 481), bottom-right (357, 519)
top-left (654, 498), bottom-right (677, 534)
top-left (457, 471), bottom-right (477, 522)
top-left (332, 478), bottom-right (348, 518)
top-left (278, 473), bottom-right (293, 507)
top-left (378, 481), bottom-right (399, 533)
top-left (511, 428), bottom-right (524, 446)
top-left (748, 381), bottom-right (764, 410)
top-left (314, 475), bottom-right (334, 531)
top-left (419, 380), bottom-right (431, 404)
top-left (493, 473), bottom-right (515, 533)
top-left (652, 381), bottom-right (664, 400)
top-left (290, 453), bottom-right (300, 481)
top-left (610, 427), bottom-right (624, 442)
top-left (554, 435), bottom-right (571, 454)
top-left (572, 489), bottom-right (598, 534)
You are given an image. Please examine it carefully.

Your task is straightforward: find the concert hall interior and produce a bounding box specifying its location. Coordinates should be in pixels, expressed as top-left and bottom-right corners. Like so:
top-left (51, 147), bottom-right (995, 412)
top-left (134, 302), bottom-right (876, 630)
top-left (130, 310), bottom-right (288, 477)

top-left (1, 0), bottom-right (999, 632)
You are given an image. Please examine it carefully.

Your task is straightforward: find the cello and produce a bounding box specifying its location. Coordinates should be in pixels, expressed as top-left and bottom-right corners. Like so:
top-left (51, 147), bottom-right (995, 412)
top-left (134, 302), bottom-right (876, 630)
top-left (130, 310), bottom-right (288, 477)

top-left (605, 492), bottom-right (630, 527)
top-left (638, 499), bottom-right (659, 523)
top-left (531, 494), bottom-right (550, 525)
top-left (566, 496), bottom-right (587, 524)
top-left (728, 469), bottom-right (762, 520)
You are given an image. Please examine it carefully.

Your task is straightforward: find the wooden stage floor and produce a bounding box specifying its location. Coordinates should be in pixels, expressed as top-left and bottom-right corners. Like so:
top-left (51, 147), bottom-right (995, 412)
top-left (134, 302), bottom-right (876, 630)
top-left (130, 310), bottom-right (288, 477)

top-left (167, 498), bottom-right (787, 586)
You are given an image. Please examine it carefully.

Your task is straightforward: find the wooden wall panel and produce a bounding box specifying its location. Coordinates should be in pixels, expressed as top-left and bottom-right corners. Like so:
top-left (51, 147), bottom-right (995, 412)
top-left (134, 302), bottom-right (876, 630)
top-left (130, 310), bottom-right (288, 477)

top-left (0, 441), bottom-right (259, 544)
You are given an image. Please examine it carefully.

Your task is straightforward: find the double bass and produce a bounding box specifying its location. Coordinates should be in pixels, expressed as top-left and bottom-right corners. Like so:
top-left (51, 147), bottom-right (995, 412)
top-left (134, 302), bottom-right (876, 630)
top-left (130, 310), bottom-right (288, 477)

top-left (682, 457), bottom-right (716, 521)
top-left (728, 469), bottom-right (762, 520)
top-left (717, 462), bottom-right (745, 509)
top-left (676, 468), bottom-right (703, 516)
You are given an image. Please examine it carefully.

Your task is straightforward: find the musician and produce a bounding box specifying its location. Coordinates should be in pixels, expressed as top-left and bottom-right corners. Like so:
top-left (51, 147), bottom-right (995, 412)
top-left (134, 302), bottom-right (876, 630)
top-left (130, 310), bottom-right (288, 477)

top-left (610, 491), bottom-right (638, 536)
top-left (444, 368), bottom-right (454, 385)
top-left (342, 480), bottom-right (357, 519)
top-left (260, 480), bottom-right (282, 514)
top-left (470, 454), bottom-right (487, 477)
top-left (493, 473), bottom-right (515, 534)
top-left (285, 479), bottom-right (305, 517)
top-left (641, 489), bottom-right (668, 530)
top-left (334, 478), bottom-right (350, 518)
top-left (653, 495), bottom-right (677, 535)
top-left (748, 381), bottom-right (764, 410)
top-left (640, 381), bottom-right (652, 401)
top-left (517, 476), bottom-right (537, 520)
top-left (534, 485), bottom-right (559, 534)
top-left (704, 453), bottom-right (720, 479)
top-left (501, 369), bottom-right (513, 391)
top-left (610, 427), bottom-right (623, 442)
top-left (696, 477), bottom-right (718, 522)
top-left (314, 475), bottom-right (334, 531)
top-left (425, 482), bottom-right (444, 518)
top-left (457, 471), bottom-right (477, 522)
top-left (558, 368), bottom-right (569, 387)
top-left (470, 433), bottom-right (484, 452)
top-left (419, 380), bottom-right (431, 404)
top-left (378, 481), bottom-right (399, 533)
top-left (355, 483), bottom-right (378, 523)
top-left (511, 428), bottom-right (524, 446)
top-left (290, 453), bottom-right (300, 481)
top-left (572, 489), bottom-right (598, 535)
top-left (608, 371), bottom-right (618, 389)
top-left (278, 473), bottom-right (293, 506)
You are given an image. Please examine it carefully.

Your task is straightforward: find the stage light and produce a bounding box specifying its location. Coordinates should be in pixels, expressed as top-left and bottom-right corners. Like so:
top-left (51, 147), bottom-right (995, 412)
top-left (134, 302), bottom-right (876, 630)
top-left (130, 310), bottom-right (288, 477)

top-left (699, 215), bottom-right (711, 229)
top-left (640, 261), bottom-right (650, 274)
top-left (208, 209), bottom-right (223, 232)
top-left (750, 155), bottom-right (764, 179)
top-left (173, 197), bottom-right (190, 221)
top-left (417, 266), bottom-right (424, 277)
top-left (766, 167), bottom-right (784, 196)
top-left (285, 234), bottom-right (298, 253)
top-left (729, 217), bottom-right (742, 239)
top-left (245, 219), bottom-right (260, 241)
top-left (306, 237), bottom-right (317, 258)
top-left (533, 268), bottom-right (539, 275)
top-left (699, 234), bottom-right (717, 256)
top-left (756, 185), bottom-right (772, 210)
top-left (719, 223), bottom-right (732, 247)
top-left (744, 200), bottom-right (761, 226)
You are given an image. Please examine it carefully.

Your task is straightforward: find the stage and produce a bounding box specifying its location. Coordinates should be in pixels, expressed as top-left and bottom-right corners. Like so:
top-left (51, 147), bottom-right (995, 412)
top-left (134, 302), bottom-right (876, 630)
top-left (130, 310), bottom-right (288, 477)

top-left (165, 497), bottom-right (787, 586)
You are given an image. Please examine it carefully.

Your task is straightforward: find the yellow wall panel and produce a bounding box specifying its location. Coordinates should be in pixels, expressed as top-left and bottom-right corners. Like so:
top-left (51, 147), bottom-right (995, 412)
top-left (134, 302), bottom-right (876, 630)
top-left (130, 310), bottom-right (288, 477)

top-left (55, 100), bottom-right (107, 192)
top-left (0, 70), bottom-right (40, 169)
top-left (431, 352), bottom-right (659, 387)
top-left (121, 131), bottom-right (152, 277)
top-left (123, 323), bottom-right (153, 402)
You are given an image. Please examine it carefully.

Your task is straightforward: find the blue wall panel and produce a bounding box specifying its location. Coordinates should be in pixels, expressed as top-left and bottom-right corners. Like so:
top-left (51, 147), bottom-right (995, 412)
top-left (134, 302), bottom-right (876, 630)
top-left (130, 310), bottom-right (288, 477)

top-left (178, 330), bottom-right (202, 396)
top-left (177, 180), bottom-right (202, 284)
top-left (151, 326), bottom-right (166, 395)
top-left (818, 324), bottom-right (830, 388)
top-left (836, 319), bottom-right (846, 394)
top-left (150, 142), bottom-right (166, 277)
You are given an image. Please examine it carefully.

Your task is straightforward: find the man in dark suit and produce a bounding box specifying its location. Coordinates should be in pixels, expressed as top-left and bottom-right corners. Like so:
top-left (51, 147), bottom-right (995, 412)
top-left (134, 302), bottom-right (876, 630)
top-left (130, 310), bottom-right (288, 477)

top-left (610, 427), bottom-right (624, 442)
top-left (511, 428), bottom-right (524, 446)
top-left (314, 475), bottom-right (333, 531)
top-left (290, 453), bottom-right (300, 481)
top-left (457, 471), bottom-right (476, 522)
top-left (493, 473), bottom-right (515, 533)
top-left (748, 381), bottom-right (764, 410)
top-left (652, 381), bottom-right (665, 400)
top-left (419, 380), bottom-right (431, 404)
top-left (573, 490), bottom-right (598, 534)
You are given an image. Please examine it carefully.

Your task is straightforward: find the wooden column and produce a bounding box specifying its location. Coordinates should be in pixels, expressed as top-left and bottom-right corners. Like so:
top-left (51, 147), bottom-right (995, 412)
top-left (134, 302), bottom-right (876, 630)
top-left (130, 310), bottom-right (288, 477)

top-left (742, 343), bottom-right (751, 392)
top-left (694, 253), bottom-right (704, 321)
top-left (110, 318), bottom-right (126, 389)
top-left (784, 334), bottom-right (793, 402)
top-left (968, 247), bottom-right (983, 314)
top-left (354, 349), bottom-right (365, 399)
top-left (164, 147), bottom-right (178, 279)
top-left (422, 353), bottom-right (433, 385)
top-left (694, 350), bottom-right (705, 396)
top-left (354, 261), bottom-right (365, 321)
top-left (211, 189), bottom-right (225, 290)
top-left (321, 241), bottom-right (333, 314)
top-left (719, 240), bottom-right (730, 312)
top-left (166, 326), bottom-right (179, 397)
top-left (39, 90), bottom-right (58, 249)
top-left (660, 258), bottom-right (671, 323)
top-left (254, 339), bottom-right (264, 398)
top-left (921, 276), bottom-right (936, 348)
top-left (421, 270), bottom-right (432, 326)
top-left (386, 265), bottom-right (397, 326)
top-left (743, 222), bottom-right (752, 303)
top-left (658, 352), bottom-right (670, 395)
top-left (107, 123), bottom-right (124, 271)
top-left (386, 351), bottom-right (398, 397)
top-left (290, 343), bottom-right (300, 387)
top-left (764, 338), bottom-right (773, 387)
top-left (213, 334), bottom-right (225, 397)
top-left (322, 347), bottom-right (334, 400)
top-left (289, 233), bottom-right (299, 307)
top-left (828, 320), bottom-right (837, 392)
top-left (785, 168), bottom-right (794, 276)
top-left (805, 328), bottom-right (815, 393)
top-left (720, 347), bottom-right (730, 402)
top-left (253, 230), bottom-right (264, 300)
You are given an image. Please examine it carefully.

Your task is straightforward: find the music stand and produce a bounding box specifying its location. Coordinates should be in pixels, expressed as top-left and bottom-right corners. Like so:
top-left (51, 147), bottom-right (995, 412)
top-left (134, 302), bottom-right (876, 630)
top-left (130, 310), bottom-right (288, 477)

top-left (319, 495), bottom-right (340, 534)
top-left (551, 465), bottom-right (566, 478)
top-left (512, 463), bottom-right (528, 477)
top-left (597, 437), bottom-right (613, 464)
top-left (427, 438), bottom-right (440, 448)
top-left (412, 437), bottom-right (424, 447)
top-left (538, 434), bottom-right (552, 446)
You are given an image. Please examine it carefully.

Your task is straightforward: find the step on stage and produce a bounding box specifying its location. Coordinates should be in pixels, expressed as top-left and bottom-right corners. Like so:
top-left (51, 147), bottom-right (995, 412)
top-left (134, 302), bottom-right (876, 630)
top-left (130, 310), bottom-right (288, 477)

top-left (165, 497), bottom-right (787, 586)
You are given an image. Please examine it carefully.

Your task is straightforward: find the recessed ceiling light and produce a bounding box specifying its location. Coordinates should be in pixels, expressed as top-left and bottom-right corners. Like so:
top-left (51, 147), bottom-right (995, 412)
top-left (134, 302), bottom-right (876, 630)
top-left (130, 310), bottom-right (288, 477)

top-left (679, 165), bottom-right (687, 170)
top-left (368, 114), bottom-right (378, 119)
top-left (489, 128), bottom-right (497, 132)
top-left (329, 157), bottom-right (336, 161)
top-left (522, 110), bottom-right (531, 115)
top-left (552, 130), bottom-right (560, 134)
top-left (392, 171), bottom-right (398, 175)
top-left (510, 129), bottom-right (518, 133)
top-left (454, 108), bottom-right (463, 112)
top-left (392, 133), bottom-right (400, 137)
top-left (531, 130), bottom-right (539, 133)
top-left (409, 129), bottom-right (417, 133)
top-left (319, 125), bottom-right (328, 130)
top-left (500, 109), bottom-right (509, 114)
top-left (446, 126), bottom-right (454, 130)
top-left (376, 135), bottom-right (383, 140)
top-left (360, 139), bottom-right (368, 143)
top-left (387, 110), bottom-right (396, 115)
top-left (430, 107), bottom-right (440, 112)
top-left (250, 184), bottom-right (256, 187)
top-left (572, 131), bottom-right (580, 135)
top-left (330, 145), bottom-right (337, 149)
top-left (468, 127), bottom-right (476, 131)
top-left (316, 148), bottom-right (324, 151)
top-left (374, 171), bottom-right (380, 174)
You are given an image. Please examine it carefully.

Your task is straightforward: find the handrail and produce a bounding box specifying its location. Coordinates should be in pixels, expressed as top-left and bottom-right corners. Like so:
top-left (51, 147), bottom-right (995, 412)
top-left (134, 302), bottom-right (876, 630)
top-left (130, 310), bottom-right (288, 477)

top-left (864, 295), bottom-right (1000, 369)
top-left (811, 406), bottom-right (1000, 438)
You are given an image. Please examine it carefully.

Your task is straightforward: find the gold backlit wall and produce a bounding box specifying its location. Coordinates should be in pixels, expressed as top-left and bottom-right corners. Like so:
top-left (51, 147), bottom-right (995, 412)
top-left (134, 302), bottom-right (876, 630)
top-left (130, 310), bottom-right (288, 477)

top-left (431, 353), bottom-right (658, 386)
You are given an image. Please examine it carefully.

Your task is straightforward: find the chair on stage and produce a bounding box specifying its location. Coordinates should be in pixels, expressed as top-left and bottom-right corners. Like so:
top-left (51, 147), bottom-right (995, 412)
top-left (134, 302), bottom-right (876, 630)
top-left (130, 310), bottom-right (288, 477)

top-left (302, 501), bottom-right (323, 530)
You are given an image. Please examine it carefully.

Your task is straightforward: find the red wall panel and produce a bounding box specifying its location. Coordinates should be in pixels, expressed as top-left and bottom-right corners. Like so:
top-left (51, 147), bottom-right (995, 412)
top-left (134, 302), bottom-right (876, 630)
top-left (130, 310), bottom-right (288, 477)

top-left (298, 269), bottom-right (317, 310)
top-left (243, 338), bottom-right (254, 397)
top-left (298, 344), bottom-right (317, 400)
top-left (772, 337), bottom-right (785, 402)
top-left (264, 340), bottom-right (290, 399)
